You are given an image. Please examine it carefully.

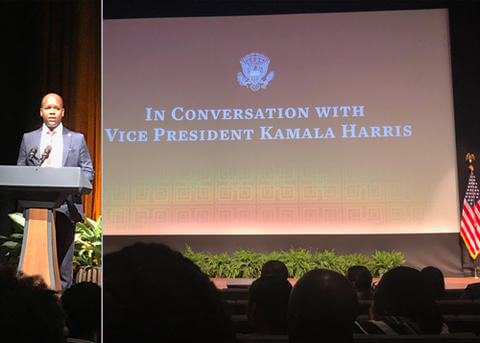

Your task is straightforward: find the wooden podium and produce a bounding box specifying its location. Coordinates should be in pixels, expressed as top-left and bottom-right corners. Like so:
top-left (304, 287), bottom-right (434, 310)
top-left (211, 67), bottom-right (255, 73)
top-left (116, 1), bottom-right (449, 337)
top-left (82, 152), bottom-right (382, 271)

top-left (0, 166), bottom-right (92, 290)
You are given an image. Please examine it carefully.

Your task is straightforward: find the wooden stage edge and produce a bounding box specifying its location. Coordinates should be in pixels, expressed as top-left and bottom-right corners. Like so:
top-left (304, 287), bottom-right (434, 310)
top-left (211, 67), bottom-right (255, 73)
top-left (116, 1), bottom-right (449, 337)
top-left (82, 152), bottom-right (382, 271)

top-left (212, 277), bottom-right (479, 290)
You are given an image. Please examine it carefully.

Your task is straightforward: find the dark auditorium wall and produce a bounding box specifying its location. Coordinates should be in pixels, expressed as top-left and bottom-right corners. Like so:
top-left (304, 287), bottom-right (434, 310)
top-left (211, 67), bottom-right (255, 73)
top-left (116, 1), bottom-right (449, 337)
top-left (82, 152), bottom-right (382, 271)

top-left (0, 0), bottom-right (101, 236)
top-left (103, 0), bottom-right (480, 276)
top-left (449, 2), bottom-right (480, 274)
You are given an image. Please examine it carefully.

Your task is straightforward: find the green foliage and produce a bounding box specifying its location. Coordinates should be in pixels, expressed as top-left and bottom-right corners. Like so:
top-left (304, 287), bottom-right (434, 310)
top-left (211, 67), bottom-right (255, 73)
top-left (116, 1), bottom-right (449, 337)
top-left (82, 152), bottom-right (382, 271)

top-left (313, 249), bottom-right (337, 270)
top-left (8, 212), bottom-right (25, 231)
top-left (1, 212), bottom-right (102, 269)
top-left (264, 250), bottom-right (286, 263)
top-left (231, 250), bottom-right (265, 278)
top-left (370, 250), bottom-right (406, 277)
top-left (283, 248), bottom-right (315, 279)
top-left (332, 253), bottom-right (373, 275)
top-left (183, 246), bottom-right (405, 279)
top-left (0, 213), bottom-right (25, 266)
top-left (184, 245), bottom-right (208, 270)
top-left (74, 216), bottom-right (102, 269)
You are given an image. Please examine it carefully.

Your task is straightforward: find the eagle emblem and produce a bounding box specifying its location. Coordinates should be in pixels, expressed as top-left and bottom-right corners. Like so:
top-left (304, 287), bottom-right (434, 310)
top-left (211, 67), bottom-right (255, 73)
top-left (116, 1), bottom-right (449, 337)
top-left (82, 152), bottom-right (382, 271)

top-left (237, 53), bottom-right (274, 91)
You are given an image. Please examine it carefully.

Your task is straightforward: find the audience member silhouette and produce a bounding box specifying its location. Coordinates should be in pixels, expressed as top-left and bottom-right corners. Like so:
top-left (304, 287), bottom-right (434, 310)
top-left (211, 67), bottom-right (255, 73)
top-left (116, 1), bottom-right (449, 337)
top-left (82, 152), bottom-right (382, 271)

top-left (0, 266), bottom-right (66, 343)
top-left (421, 266), bottom-right (445, 301)
top-left (288, 269), bottom-right (359, 343)
top-left (247, 276), bottom-right (292, 334)
top-left (61, 282), bottom-right (101, 343)
top-left (357, 266), bottom-right (444, 335)
top-left (345, 265), bottom-right (373, 300)
top-left (461, 282), bottom-right (480, 299)
top-left (261, 260), bottom-right (289, 280)
top-left (103, 242), bottom-right (234, 342)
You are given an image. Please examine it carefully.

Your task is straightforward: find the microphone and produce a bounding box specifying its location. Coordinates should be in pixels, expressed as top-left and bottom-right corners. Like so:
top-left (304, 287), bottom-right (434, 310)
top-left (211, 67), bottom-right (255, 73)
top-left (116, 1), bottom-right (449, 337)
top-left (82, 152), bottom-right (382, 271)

top-left (38, 145), bottom-right (52, 166)
top-left (28, 145), bottom-right (38, 161)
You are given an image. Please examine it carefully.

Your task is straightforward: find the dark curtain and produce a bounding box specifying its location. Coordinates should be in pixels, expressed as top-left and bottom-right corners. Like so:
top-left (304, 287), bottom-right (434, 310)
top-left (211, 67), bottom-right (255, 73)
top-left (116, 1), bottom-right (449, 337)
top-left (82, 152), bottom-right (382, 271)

top-left (449, 2), bottom-right (480, 271)
top-left (1, 0), bottom-right (101, 235)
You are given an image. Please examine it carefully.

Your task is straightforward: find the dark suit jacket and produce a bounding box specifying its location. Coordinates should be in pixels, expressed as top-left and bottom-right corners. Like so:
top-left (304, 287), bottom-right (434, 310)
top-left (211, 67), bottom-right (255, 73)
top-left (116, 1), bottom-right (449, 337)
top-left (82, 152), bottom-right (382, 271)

top-left (17, 127), bottom-right (95, 222)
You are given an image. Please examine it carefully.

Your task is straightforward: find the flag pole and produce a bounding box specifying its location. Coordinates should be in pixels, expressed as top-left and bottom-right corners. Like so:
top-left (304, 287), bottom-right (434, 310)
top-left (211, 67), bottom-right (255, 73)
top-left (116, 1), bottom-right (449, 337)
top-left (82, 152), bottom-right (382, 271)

top-left (473, 260), bottom-right (479, 278)
top-left (465, 153), bottom-right (478, 279)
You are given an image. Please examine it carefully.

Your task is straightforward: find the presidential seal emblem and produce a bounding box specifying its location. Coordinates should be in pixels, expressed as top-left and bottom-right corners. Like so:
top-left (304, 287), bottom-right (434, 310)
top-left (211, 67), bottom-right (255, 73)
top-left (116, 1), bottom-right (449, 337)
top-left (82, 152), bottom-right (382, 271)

top-left (237, 52), bottom-right (274, 91)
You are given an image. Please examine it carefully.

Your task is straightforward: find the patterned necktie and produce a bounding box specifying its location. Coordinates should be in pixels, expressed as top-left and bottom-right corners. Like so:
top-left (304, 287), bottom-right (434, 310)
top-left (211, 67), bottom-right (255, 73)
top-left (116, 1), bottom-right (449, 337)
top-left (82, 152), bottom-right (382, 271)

top-left (46, 130), bottom-right (56, 165)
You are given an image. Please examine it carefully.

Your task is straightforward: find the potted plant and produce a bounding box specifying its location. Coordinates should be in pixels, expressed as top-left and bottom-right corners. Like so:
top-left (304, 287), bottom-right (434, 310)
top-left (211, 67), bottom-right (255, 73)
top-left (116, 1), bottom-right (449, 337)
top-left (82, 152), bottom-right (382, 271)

top-left (73, 216), bottom-right (102, 285)
top-left (0, 213), bottom-right (25, 267)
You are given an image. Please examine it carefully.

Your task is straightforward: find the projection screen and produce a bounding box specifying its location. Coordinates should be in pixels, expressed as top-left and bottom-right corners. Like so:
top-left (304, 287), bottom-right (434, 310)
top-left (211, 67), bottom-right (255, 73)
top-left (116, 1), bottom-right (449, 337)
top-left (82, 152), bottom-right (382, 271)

top-left (103, 8), bottom-right (459, 236)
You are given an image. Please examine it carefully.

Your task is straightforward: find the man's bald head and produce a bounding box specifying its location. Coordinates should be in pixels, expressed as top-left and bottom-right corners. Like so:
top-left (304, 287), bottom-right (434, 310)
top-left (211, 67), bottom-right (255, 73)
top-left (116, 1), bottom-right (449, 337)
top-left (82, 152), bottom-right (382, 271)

top-left (40, 93), bottom-right (64, 129)
top-left (41, 93), bottom-right (64, 108)
top-left (288, 269), bottom-right (359, 343)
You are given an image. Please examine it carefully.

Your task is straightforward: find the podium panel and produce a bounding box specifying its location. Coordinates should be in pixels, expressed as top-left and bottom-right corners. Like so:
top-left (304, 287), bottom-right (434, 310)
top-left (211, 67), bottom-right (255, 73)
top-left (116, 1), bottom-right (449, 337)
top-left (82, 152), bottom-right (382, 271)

top-left (0, 166), bottom-right (92, 290)
top-left (18, 209), bottom-right (61, 290)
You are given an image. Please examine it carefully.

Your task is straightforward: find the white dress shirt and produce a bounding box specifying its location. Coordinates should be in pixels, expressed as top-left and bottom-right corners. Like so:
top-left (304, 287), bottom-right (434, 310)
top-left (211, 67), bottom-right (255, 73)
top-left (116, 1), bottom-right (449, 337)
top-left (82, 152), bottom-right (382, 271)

top-left (40, 123), bottom-right (64, 167)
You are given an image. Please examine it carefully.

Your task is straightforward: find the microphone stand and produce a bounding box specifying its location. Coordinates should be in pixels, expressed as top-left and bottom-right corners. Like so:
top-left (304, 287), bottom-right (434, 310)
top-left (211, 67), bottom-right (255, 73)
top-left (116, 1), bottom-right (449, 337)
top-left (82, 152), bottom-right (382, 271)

top-left (28, 155), bottom-right (41, 166)
top-left (29, 147), bottom-right (51, 167)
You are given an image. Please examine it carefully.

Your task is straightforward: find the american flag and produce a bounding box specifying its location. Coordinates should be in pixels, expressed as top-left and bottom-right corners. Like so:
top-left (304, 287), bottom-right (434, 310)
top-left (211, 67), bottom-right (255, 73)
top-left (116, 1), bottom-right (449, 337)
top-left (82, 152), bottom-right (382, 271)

top-left (460, 170), bottom-right (480, 259)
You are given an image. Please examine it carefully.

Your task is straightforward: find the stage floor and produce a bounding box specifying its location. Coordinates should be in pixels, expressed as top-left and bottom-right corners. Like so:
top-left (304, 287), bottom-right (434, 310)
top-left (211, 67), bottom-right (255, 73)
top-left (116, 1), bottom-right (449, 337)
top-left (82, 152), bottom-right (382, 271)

top-left (212, 277), bottom-right (479, 290)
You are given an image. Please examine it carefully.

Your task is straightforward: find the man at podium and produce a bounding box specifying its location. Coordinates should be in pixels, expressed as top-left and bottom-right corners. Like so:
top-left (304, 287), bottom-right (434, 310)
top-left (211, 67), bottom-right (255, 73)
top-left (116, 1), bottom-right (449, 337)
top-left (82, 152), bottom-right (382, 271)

top-left (17, 92), bottom-right (94, 289)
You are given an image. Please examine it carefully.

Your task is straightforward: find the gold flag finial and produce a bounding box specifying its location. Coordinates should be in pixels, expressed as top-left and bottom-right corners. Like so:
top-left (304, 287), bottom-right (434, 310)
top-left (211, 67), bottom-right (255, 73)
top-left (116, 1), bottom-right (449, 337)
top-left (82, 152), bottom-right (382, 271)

top-left (466, 153), bottom-right (476, 171)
